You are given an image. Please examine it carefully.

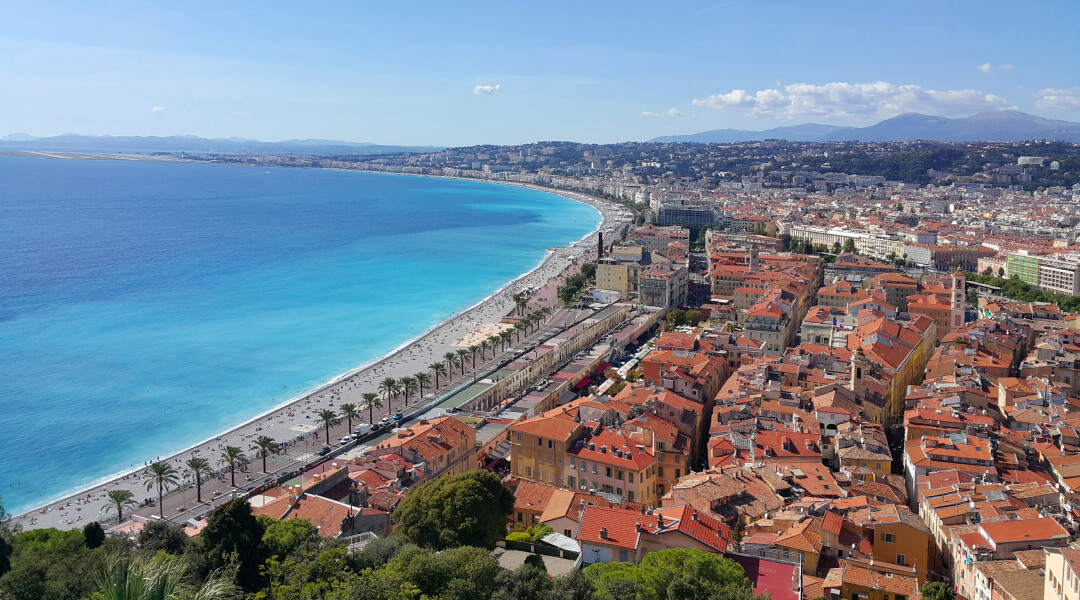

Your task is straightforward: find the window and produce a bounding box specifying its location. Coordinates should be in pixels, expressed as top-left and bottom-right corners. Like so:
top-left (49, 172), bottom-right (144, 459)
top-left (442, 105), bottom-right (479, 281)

top-left (675, 469), bottom-right (680, 478)
top-left (548, 440), bottom-right (553, 449)
top-left (674, 454), bottom-right (680, 464)
top-left (616, 470), bottom-right (624, 481)
top-left (896, 554), bottom-right (905, 566)
top-left (657, 467), bottom-right (664, 477)
top-left (570, 458), bottom-right (575, 468)
top-left (881, 532), bottom-right (895, 543)
top-left (619, 550), bottom-right (629, 562)
top-left (628, 490), bottom-right (635, 502)
top-left (526, 466), bottom-right (533, 478)
top-left (564, 530), bottom-right (572, 537)
top-left (606, 467), bottom-right (613, 477)
top-left (657, 441), bottom-right (666, 451)
top-left (516, 432), bottom-right (522, 442)
top-left (569, 476), bottom-right (576, 488)
top-left (629, 472), bottom-right (635, 483)
top-left (517, 512), bottom-right (523, 521)
top-left (537, 438), bottom-right (542, 446)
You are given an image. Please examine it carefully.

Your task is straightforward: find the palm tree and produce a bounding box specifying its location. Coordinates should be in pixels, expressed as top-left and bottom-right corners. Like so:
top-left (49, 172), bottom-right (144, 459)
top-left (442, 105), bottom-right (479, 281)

top-left (480, 339), bottom-right (491, 360)
top-left (361, 392), bottom-right (381, 424)
top-left (104, 489), bottom-right (137, 523)
top-left (184, 457), bottom-right (210, 503)
top-left (512, 293), bottom-right (528, 315)
top-left (96, 551), bottom-right (237, 600)
top-left (521, 314), bottom-right (534, 333)
top-left (143, 461), bottom-right (179, 519)
top-left (415, 372), bottom-right (431, 397)
top-left (469, 344), bottom-right (481, 369)
top-left (430, 363), bottom-right (447, 389)
top-left (443, 351), bottom-right (457, 376)
top-left (378, 379), bottom-right (399, 412)
top-left (339, 402), bottom-right (358, 432)
top-left (500, 330), bottom-right (513, 349)
top-left (399, 375), bottom-right (417, 406)
top-left (249, 435), bottom-right (279, 474)
top-left (378, 377), bottom-right (398, 405)
top-left (317, 409), bottom-right (337, 445)
top-left (512, 321), bottom-right (525, 342)
top-left (455, 349), bottom-right (469, 374)
top-left (218, 446), bottom-right (248, 488)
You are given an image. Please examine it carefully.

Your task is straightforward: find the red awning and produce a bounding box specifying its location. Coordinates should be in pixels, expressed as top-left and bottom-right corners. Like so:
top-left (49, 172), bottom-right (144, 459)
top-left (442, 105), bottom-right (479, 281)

top-left (595, 362), bottom-right (612, 373)
top-left (574, 378), bottom-right (590, 390)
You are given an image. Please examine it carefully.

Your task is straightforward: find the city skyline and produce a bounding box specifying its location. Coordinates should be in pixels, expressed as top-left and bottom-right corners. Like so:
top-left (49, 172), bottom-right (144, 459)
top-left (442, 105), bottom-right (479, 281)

top-left (2, 0), bottom-right (1079, 146)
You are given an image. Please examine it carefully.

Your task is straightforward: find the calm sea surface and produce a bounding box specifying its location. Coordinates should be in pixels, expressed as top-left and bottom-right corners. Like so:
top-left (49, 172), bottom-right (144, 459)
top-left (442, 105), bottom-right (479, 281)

top-left (0, 155), bottom-right (599, 514)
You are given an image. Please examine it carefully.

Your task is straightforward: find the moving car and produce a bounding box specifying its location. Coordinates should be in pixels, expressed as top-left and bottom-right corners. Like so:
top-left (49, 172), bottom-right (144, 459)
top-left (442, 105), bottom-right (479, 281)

top-left (318, 446), bottom-right (331, 456)
top-left (393, 412), bottom-right (403, 421)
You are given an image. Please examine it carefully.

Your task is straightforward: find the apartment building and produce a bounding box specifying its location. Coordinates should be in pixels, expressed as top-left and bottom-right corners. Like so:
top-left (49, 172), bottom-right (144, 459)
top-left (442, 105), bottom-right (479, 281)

top-left (565, 428), bottom-right (658, 505)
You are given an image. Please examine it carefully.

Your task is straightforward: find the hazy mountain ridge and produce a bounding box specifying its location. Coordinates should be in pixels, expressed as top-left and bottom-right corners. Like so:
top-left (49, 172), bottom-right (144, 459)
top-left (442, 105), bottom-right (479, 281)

top-left (0, 133), bottom-right (442, 155)
top-left (650, 111), bottom-right (1080, 143)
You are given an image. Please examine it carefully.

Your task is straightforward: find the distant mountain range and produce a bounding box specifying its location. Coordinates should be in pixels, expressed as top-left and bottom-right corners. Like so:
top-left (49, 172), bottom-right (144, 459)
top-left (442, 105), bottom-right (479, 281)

top-left (0, 133), bottom-right (442, 155)
top-left (649, 111), bottom-right (1080, 144)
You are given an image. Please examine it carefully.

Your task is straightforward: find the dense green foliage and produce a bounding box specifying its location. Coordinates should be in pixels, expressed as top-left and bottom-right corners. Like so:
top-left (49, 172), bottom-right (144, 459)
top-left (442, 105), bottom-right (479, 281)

top-left (920, 582), bottom-right (956, 600)
top-left (392, 470), bottom-right (514, 550)
top-left (0, 527), bottom-right (124, 600)
top-left (585, 548), bottom-right (751, 600)
top-left (507, 523), bottom-right (555, 543)
top-left (258, 514), bottom-right (317, 560)
top-left (964, 271), bottom-right (1080, 312)
top-left (197, 499), bottom-right (267, 592)
top-left (83, 521), bottom-right (106, 550)
top-left (558, 263), bottom-right (596, 306)
top-left (0, 493), bottom-right (767, 600)
top-left (136, 520), bottom-right (189, 555)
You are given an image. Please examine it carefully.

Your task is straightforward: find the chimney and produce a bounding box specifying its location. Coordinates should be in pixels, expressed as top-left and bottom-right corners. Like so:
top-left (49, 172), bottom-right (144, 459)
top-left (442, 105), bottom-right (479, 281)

top-left (599, 526), bottom-right (608, 539)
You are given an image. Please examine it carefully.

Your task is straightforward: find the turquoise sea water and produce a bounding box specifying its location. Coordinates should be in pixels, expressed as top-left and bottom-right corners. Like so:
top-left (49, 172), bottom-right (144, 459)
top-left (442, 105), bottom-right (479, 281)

top-left (0, 156), bottom-right (599, 514)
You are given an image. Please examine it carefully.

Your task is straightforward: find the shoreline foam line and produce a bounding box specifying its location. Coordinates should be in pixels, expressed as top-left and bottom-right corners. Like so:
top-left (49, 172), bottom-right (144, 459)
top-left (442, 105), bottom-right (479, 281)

top-left (14, 164), bottom-right (617, 521)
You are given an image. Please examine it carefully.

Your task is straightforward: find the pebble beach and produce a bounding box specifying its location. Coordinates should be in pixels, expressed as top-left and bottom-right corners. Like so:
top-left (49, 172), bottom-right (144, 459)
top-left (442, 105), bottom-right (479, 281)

top-left (14, 181), bottom-right (629, 531)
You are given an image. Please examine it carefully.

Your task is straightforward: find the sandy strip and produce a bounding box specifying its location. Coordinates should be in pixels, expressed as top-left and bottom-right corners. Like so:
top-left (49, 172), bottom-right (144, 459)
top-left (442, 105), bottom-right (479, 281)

top-left (15, 176), bottom-right (630, 530)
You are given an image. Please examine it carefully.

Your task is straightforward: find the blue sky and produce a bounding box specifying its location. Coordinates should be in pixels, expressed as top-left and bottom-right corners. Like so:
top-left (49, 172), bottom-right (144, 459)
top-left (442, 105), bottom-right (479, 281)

top-left (2, 0), bottom-right (1078, 146)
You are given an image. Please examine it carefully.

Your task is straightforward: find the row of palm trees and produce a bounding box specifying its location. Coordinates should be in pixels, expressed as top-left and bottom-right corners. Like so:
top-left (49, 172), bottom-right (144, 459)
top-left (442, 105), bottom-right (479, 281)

top-left (355, 308), bottom-right (557, 420)
top-left (101, 307), bottom-right (558, 524)
top-left (105, 434), bottom-right (284, 522)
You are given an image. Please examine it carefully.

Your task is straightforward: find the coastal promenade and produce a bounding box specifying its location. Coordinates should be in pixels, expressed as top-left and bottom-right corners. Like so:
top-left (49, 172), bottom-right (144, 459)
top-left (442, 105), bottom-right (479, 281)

top-left (13, 185), bottom-right (629, 531)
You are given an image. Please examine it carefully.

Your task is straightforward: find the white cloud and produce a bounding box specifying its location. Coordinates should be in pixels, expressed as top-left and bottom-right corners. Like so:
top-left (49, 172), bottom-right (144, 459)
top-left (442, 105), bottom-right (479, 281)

top-left (473, 84), bottom-right (500, 95)
top-left (642, 107), bottom-right (682, 118)
top-left (691, 81), bottom-right (1011, 122)
top-left (151, 106), bottom-right (165, 112)
top-left (1000, 64), bottom-right (1015, 70)
top-left (1035, 88), bottom-right (1080, 111)
top-left (977, 63), bottom-right (992, 73)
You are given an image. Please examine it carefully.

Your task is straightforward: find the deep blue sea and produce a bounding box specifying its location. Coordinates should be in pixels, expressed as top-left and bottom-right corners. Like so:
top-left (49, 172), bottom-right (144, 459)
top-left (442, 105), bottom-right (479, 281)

top-left (0, 155), bottom-right (599, 514)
